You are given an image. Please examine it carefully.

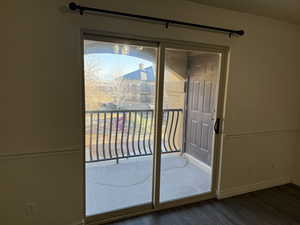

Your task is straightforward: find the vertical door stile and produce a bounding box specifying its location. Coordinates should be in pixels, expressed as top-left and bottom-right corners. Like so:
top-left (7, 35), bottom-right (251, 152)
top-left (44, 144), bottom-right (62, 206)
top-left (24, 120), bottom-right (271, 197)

top-left (211, 50), bottom-right (227, 194)
top-left (152, 43), bottom-right (165, 208)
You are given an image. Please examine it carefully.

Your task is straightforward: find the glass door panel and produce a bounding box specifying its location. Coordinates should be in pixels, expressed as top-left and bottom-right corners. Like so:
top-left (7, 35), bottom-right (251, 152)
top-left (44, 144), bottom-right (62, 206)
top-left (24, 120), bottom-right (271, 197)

top-left (84, 39), bottom-right (157, 216)
top-left (160, 48), bottom-right (221, 203)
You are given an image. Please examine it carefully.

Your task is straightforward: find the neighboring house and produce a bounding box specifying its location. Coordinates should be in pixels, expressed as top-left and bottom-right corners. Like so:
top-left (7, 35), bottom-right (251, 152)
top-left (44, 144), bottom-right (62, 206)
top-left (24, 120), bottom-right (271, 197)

top-left (117, 64), bottom-right (156, 109)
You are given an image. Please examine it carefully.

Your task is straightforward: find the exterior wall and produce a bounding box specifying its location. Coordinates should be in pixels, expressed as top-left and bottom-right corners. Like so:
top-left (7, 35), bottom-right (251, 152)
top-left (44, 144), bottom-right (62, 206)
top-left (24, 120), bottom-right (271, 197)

top-left (164, 50), bottom-right (188, 109)
top-left (164, 50), bottom-right (188, 151)
top-left (1, 0), bottom-right (300, 224)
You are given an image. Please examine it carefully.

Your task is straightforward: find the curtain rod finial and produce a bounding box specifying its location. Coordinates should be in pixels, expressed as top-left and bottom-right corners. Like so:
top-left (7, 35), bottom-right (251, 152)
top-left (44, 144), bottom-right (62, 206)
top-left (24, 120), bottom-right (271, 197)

top-left (237, 30), bottom-right (245, 36)
top-left (69, 2), bottom-right (78, 11)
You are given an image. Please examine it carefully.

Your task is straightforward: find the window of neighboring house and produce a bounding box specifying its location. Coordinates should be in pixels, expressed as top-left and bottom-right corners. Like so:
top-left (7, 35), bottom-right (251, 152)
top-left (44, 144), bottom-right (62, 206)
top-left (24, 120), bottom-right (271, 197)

top-left (140, 71), bottom-right (147, 81)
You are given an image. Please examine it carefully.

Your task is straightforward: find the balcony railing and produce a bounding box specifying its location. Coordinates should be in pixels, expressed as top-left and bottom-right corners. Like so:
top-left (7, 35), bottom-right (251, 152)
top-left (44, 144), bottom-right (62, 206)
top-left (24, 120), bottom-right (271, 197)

top-left (85, 109), bottom-right (182, 163)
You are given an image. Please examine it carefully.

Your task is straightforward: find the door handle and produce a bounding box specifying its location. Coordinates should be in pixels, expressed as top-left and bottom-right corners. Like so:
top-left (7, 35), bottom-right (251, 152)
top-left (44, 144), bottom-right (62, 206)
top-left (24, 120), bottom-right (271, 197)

top-left (214, 118), bottom-right (221, 134)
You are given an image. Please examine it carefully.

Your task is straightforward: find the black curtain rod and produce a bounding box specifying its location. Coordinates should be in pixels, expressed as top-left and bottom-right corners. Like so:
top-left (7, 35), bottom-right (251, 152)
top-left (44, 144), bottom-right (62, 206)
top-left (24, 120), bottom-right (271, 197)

top-left (68, 2), bottom-right (244, 37)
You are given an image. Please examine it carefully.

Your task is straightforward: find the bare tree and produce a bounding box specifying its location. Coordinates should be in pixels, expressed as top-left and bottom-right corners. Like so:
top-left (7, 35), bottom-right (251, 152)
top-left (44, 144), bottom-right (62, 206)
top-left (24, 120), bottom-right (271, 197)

top-left (84, 55), bottom-right (103, 110)
top-left (109, 63), bottom-right (130, 109)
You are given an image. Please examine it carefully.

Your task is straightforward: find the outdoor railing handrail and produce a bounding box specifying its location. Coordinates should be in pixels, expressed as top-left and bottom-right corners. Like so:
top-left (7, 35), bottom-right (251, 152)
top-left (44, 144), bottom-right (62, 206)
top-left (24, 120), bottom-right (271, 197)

top-left (85, 108), bottom-right (183, 163)
top-left (86, 108), bottom-right (183, 113)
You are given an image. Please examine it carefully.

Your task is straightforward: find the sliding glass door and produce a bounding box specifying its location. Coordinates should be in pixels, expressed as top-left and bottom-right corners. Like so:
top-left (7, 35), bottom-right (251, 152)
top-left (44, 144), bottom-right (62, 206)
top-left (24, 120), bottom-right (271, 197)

top-left (82, 34), bottom-right (225, 221)
top-left (84, 38), bottom-right (158, 216)
top-left (159, 47), bottom-right (222, 203)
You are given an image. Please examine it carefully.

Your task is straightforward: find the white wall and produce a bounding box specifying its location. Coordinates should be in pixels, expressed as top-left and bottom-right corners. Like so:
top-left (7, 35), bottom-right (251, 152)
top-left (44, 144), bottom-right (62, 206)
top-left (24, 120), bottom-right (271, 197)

top-left (1, 0), bottom-right (300, 224)
top-left (293, 134), bottom-right (300, 186)
top-left (0, 151), bottom-right (82, 225)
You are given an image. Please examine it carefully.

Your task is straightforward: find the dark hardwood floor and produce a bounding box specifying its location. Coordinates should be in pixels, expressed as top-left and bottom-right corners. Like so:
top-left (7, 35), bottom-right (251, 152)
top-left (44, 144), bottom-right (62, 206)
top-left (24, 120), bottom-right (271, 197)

top-left (109, 184), bottom-right (300, 225)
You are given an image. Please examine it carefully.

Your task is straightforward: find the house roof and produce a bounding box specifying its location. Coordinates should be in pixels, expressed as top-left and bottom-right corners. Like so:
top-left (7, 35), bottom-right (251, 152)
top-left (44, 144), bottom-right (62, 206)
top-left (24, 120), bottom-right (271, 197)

top-left (120, 66), bottom-right (155, 82)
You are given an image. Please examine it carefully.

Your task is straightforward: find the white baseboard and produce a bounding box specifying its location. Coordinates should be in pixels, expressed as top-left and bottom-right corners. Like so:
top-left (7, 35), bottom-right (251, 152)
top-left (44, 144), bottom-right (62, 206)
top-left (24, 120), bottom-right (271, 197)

top-left (292, 180), bottom-right (300, 187)
top-left (69, 220), bottom-right (84, 225)
top-left (183, 153), bottom-right (212, 174)
top-left (217, 176), bottom-right (291, 199)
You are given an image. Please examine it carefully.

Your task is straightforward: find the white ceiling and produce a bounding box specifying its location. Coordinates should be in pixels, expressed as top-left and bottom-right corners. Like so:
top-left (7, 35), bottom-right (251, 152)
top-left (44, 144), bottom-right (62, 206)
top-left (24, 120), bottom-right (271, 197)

top-left (187, 0), bottom-right (300, 25)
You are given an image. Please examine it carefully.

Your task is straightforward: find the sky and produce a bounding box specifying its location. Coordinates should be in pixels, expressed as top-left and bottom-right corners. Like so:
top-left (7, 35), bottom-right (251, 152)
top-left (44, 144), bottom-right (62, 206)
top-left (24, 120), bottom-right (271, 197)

top-left (84, 53), bottom-right (154, 81)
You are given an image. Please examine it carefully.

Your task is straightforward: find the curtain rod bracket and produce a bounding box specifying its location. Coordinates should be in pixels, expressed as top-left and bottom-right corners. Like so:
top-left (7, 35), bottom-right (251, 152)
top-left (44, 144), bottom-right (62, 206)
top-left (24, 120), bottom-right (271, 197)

top-left (80, 8), bottom-right (84, 15)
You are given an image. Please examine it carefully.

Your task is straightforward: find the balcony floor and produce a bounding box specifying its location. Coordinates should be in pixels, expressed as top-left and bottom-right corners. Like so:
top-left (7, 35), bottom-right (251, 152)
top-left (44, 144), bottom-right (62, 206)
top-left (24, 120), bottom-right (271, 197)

top-left (86, 153), bottom-right (211, 216)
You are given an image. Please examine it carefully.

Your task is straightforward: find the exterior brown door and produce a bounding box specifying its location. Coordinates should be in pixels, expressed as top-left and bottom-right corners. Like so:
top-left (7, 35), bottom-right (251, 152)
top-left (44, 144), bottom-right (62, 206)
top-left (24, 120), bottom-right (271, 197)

top-left (185, 54), bottom-right (220, 166)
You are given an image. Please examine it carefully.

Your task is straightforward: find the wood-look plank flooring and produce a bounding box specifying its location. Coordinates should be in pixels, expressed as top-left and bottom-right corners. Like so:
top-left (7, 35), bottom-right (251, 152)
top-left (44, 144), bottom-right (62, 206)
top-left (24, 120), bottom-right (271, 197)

top-left (108, 184), bottom-right (300, 225)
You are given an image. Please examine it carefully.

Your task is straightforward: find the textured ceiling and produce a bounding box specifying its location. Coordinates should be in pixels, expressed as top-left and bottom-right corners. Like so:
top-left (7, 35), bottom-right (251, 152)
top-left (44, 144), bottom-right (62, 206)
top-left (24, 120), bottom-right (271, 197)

top-left (187, 0), bottom-right (300, 25)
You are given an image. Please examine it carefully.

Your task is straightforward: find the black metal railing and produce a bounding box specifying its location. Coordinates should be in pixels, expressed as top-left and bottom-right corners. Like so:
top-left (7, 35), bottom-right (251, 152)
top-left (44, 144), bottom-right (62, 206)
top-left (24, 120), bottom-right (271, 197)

top-left (85, 109), bottom-right (182, 163)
